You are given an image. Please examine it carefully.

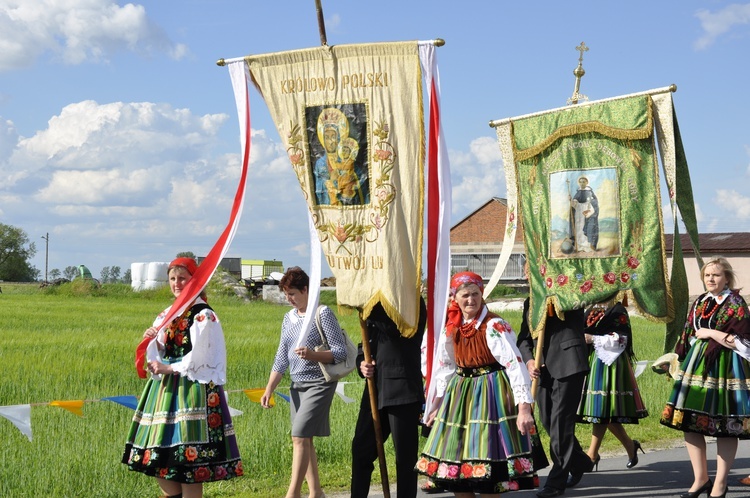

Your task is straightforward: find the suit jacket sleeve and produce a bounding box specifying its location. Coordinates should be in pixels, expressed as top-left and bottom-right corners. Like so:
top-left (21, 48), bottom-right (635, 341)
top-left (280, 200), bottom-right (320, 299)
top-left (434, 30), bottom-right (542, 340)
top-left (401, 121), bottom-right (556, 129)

top-left (516, 297), bottom-right (534, 364)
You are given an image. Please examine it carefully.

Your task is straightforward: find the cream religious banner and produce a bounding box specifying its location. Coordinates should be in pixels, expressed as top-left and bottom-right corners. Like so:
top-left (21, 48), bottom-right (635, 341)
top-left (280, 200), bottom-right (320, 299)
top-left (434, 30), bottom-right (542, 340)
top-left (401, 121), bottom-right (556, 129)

top-left (246, 42), bottom-right (424, 336)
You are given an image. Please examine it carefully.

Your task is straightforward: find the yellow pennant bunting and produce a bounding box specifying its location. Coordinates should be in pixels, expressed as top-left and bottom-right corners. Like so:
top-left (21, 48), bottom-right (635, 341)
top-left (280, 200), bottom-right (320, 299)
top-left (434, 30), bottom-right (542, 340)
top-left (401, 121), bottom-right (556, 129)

top-left (49, 400), bottom-right (85, 417)
top-left (243, 388), bottom-right (272, 406)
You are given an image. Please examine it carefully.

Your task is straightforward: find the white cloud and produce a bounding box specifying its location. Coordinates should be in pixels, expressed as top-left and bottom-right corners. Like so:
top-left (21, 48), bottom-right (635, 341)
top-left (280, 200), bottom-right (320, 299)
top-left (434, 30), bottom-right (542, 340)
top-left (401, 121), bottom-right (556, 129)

top-left (291, 242), bottom-right (309, 257)
top-left (716, 188), bottom-right (750, 218)
top-left (663, 201), bottom-right (706, 234)
top-left (469, 136), bottom-right (503, 165)
top-left (326, 13), bottom-right (342, 32)
top-left (694, 3), bottom-right (750, 50)
top-left (36, 168), bottom-right (160, 204)
top-left (0, 0), bottom-right (187, 71)
top-left (448, 135), bottom-right (505, 220)
top-left (9, 100), bottom-right (228, 178)
top-left (0, 117), bottom-right (18, 163)
top-left (0, 100), bottom-right (235, 235)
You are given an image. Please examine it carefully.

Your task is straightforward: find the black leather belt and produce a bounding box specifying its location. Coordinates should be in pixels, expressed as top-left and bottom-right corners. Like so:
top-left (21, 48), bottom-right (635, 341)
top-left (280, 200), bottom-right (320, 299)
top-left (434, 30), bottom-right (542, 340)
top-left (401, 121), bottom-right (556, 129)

top-left (455, 363), bottom-right (504, 377)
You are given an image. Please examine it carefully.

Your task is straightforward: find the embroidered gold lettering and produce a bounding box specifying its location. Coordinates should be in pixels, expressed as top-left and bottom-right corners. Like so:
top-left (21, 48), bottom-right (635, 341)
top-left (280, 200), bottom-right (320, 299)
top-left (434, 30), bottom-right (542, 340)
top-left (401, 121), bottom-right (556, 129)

top-left (280, 77), bottom-right (336, 94)
top-left (342, 72), bottom-right (389, 89)
top-left (324, 254), bottom-right (385, 270)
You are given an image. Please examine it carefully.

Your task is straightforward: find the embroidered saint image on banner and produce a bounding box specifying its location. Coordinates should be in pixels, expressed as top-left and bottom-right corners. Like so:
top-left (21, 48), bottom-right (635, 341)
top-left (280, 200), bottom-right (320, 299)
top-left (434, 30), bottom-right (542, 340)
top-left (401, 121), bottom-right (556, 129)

top-left (306, 104), bottom-right (370, 207)
top-left (550, 168), bottom-right (620, 259)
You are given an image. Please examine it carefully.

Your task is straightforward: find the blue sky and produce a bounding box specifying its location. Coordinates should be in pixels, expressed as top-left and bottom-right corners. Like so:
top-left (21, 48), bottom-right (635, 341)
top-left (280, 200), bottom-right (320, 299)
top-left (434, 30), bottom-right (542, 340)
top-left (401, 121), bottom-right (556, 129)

top-left (1, 1), bottom-right (748, 280)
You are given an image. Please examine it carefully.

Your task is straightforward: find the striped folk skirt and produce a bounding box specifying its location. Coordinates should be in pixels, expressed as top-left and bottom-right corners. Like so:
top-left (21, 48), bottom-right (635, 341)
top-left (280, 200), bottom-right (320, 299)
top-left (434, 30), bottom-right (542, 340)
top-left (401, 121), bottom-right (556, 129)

top-left (661, 340), bottom-right (750, 438)
top-left (415, 366), bottom-right (539, 494)
top-left (577, 350), bottom-right (648, 424)
top-left (122, 373), bottom-right (243, 483)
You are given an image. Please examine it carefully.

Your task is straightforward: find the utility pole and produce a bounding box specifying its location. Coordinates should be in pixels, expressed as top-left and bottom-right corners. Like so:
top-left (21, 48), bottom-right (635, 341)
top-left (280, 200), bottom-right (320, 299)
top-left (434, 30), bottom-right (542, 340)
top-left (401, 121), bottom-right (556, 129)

top-left (41, 232), bottom-right (49, 283)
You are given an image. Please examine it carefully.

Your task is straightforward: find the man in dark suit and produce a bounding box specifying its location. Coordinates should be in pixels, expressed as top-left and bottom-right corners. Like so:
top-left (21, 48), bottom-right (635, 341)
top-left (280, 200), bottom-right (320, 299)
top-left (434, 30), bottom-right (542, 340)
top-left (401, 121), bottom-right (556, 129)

top-left (350, 299), bottom-right (426, 498)
top-left (517, 298), bottom-right (593, 498)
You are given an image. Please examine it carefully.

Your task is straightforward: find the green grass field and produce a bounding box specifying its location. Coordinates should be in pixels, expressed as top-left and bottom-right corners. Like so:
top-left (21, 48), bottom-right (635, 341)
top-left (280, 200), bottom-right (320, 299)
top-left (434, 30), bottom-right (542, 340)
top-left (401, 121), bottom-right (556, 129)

top-left (0, 281), bottom-right (681, 497)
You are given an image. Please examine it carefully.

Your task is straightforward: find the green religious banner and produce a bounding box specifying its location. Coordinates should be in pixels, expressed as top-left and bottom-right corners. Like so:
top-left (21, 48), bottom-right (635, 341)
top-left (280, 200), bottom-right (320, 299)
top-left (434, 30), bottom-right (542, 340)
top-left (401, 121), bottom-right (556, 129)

top-left (508, 94), bottom-right (675, 337)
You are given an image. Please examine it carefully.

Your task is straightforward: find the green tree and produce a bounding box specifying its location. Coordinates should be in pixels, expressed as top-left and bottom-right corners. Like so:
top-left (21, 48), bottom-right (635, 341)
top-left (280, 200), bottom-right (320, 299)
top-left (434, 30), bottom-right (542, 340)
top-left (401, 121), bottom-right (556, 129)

top-left (109, 266), bottom-right (121, 282)
top-left (176, 251), bottom-right (197, 259)
top-left (49, 268), bottom-right (61, 280)
top-left (0, 223), bottom-right (39, 282)
top-left (63, 266), bottom-right (78, 280)
top-left (100, 266), bottom-right (110, 283)
top-left (123, 268), bottom-right (132, 284)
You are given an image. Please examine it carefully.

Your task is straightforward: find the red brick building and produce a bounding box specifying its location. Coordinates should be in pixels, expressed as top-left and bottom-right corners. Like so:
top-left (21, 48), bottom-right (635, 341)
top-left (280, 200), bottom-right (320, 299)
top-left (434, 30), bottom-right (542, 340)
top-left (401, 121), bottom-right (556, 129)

top-left (450, 197), bottom-right (527, 280)
top-left (451, 199), bottom-right (750, 289)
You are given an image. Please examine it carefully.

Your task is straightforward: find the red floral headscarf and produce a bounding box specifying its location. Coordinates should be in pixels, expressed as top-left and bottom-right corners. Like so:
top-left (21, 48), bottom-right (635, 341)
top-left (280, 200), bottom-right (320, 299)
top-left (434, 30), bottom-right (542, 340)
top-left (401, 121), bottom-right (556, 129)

top-left (450, 271), bottom-right (484, 296)
top-left (446, 272), bottom-right (485, 336)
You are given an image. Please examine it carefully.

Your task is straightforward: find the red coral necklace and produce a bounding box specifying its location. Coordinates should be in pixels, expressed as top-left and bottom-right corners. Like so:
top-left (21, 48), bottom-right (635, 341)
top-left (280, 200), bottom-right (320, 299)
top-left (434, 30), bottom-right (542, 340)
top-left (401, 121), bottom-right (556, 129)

top-left (458, 320), bottom-right (479, 339)
top-left (693, 297), bottom-right (720, 332)
top-left (700, 299), bottom-right (719, 320)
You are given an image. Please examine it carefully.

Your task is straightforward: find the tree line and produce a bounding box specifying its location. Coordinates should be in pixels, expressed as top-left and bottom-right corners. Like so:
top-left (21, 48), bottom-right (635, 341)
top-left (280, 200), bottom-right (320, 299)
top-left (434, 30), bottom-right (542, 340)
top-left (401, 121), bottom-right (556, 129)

top-left (1, 222), bottom-right (131, 283)
top-left (44, 265), bottom-right (130, 284)
top-left (0, 223), bottom-right (39, 282)
top-left (1, 222), bottom-right (196, 283)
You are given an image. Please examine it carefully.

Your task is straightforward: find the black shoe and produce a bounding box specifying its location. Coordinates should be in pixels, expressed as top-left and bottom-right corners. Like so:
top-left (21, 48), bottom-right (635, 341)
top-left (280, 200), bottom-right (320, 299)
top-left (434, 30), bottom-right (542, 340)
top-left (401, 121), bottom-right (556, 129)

top-left (566, 470), bottom-right (584, 488)
top-left (679, 480), bottom-right (713, 498)
top-left (626, 439), bottom-right (644, 469)
top-left (536, 487), bottom-right (565, 498)
top-left (567, 456), bottom-right (596, 487)
top-left (709, 488), bottom-right (727, 498)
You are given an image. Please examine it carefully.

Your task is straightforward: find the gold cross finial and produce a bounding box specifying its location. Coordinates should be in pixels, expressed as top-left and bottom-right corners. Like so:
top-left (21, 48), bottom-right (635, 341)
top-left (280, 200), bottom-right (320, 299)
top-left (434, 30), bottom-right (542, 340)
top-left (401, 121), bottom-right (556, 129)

top-left (576, 42), bottom-right (589, 63)
top-left (568, 41), bottom-right (589, 105)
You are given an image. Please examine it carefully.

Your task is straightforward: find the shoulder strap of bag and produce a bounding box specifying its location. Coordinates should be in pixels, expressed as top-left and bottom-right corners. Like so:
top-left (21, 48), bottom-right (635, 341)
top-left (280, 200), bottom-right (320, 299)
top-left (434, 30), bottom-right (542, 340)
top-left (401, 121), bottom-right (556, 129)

top-left (315, 305), bottom-right (330, 347)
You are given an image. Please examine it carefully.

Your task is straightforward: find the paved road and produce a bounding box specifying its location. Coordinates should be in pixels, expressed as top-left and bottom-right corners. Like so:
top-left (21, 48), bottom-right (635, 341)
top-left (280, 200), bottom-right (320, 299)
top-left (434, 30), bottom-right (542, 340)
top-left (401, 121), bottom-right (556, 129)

top-left (330, 441), bottom-right (750, 497)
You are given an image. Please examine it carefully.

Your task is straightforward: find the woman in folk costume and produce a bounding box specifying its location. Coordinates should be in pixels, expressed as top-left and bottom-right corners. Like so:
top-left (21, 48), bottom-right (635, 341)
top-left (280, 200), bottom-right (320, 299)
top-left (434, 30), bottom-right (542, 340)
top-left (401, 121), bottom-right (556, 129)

top-left (575, 301), bottom-right (648, 475)
top-left (123, 258), bottom-right (243, 498)
top-left (661, 257), bottom-right (750, 498)
top-left (416, 272), bottom-right (540, 496)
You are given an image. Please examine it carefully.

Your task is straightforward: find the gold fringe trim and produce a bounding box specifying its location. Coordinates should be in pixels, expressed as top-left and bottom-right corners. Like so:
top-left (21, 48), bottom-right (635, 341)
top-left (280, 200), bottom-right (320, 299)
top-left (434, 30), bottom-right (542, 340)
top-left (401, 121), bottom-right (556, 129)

top-left (359, 289), bottom-right (423, 339)
top-left (513, 96), bottom-right (654, 163)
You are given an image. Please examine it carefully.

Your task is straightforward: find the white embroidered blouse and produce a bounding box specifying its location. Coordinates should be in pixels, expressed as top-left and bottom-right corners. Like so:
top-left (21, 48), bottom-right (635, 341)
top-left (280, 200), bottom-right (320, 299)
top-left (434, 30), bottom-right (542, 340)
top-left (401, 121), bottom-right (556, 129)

top-left (145, 298), bottom-right (227, 385)
top-left (431, 306), bottom-right (533, 406)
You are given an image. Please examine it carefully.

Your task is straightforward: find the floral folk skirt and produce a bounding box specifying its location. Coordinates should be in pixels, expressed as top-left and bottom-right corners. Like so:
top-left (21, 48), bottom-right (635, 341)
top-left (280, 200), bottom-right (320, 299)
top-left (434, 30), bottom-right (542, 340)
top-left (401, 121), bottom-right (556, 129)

top-left (122, 373), bottom-right (243, 483)
top-left (661, 340), bottom-right (750, 438)
top-left (577, 351), bottom-right (648, 424)
top-left (415, 367), bottom-right (539, 493)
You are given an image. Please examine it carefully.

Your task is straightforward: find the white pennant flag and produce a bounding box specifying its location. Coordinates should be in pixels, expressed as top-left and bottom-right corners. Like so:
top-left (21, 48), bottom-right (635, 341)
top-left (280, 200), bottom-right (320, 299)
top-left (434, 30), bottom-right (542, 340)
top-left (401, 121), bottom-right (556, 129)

top-left (0, 404), bottom-right (32, 441)
top-left (335, 382), bottom-right (355, 404)
top-left (224, 391), bottom-right (243, 417)
top-left (634, 360), bottom-right (649, 378)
